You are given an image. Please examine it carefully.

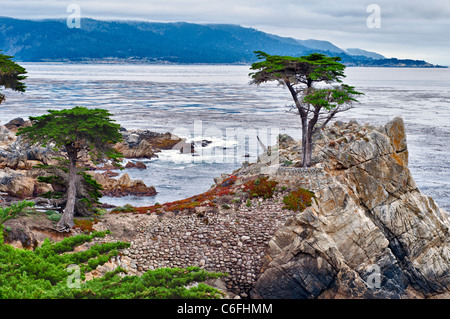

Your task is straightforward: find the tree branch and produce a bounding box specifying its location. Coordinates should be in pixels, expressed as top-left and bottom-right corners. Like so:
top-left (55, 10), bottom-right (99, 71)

top-left (286, 81), bottom-right (307, 119)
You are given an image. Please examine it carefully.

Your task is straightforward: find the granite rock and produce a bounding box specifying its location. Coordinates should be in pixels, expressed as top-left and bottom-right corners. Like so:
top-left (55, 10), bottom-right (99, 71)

top-left (251, 117), bottom-right (450, 299)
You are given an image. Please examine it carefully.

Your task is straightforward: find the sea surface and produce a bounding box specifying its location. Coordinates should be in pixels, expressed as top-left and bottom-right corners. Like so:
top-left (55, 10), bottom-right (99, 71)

top-left (1, 63), bottom-right (449, 212)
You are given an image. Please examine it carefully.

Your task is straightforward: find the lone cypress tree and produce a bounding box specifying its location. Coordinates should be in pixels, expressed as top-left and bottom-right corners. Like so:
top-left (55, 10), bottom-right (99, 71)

top-left (0, 52), bottom-right (27, 104)
top-left (17, 106), bottom-right (123, 232)
top-left (250, 51), bottom-right (363, 167)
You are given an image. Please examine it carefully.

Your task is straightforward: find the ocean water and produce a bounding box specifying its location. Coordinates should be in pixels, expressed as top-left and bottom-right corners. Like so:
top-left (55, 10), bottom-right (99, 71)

top-left (0, 63), bottom-right (449, 212)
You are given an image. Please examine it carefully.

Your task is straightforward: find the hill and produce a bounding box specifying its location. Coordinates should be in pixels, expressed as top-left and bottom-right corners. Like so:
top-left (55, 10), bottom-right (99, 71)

top-left (0, 17), bottom-right (446, 67)
top-left (345, 48), bottom-right (385, 60)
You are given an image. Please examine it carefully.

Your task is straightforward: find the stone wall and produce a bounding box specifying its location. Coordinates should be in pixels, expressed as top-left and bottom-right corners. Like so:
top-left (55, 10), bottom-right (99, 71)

top-left (94, 192), bottom-right (298, 297)
top-left (274, 167), bottom-right (328, 192)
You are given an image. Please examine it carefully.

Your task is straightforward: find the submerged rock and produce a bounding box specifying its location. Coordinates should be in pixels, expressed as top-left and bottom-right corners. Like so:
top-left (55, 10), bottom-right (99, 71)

top-left (125, 161), bottom-right (147, 169)
top-left (250, 117), bottom-right (450, 299)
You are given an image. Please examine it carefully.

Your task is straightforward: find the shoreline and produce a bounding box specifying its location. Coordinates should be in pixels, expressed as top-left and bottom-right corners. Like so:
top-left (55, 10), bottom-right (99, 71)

top-left (17, 61), bottom-right (449, 68)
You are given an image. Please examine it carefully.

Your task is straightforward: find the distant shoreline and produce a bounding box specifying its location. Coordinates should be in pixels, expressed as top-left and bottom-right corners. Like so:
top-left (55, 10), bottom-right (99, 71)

top-left (16, 60), bottom-right (449, 68)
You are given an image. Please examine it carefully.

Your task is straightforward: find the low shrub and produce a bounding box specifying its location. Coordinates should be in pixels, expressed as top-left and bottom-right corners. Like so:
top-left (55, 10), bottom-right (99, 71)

top-left (0, 201), bottom-right (225, 299)
top-left (47, 213), bottom-right (62, 222)
top-left (243, 177), bottom-right (278, 199)
top-left (0, 200), bottom-right (35, 224)
top-left (282, 188), bottom-right (315, 212)
top-left (0, 228), bottom-right (225, 299)
top-left (110, 204), bottom-right (136, 213)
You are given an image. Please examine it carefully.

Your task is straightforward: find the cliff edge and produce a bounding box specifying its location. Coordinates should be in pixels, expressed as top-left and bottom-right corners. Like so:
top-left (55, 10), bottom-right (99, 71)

top-left (250, 117), bottom-right (450, 299)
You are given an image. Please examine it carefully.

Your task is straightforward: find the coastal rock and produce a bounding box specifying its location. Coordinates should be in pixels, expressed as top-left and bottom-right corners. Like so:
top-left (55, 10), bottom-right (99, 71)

top-left (114, 139), bottom-right (156, 159)
top-left (89, 172), bottom-right (157, 197)
top-left (0, 168), bottom-right (53, 199)
top-left (250, 117), bottom-right (450, 299)
top-left (114, 130), bottom-right (183, 159)
top-left (4, 117), bottom-right (31, 133)
top-left (0, 126), bottom-right (57, 170)
top-left (0, 125), bottom-right (16, 147)
top-left (125, 161), bottom-right (147, 169)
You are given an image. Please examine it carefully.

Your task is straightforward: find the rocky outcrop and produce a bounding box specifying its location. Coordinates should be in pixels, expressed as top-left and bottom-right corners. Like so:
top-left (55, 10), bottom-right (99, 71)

top-left (89, 172), bottom-right (157, 197)
top-left (114, 129), bottom-right (183, 159)
top-left (250, 117), bottom-right (450, 299)
top-left (4, 118), bottom-right (32, 133)
top-left (0, 122), bottom-right (164, 200)
top-left (125, 161), bottom-right (147, 169)
top-left (0, 168), bottom-right (53, 199)
top-left (0, 124), bottom-right (58, 170)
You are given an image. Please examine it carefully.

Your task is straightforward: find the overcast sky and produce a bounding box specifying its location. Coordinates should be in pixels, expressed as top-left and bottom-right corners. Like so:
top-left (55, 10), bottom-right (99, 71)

top-left (2, 0), bottom-right (449, 65)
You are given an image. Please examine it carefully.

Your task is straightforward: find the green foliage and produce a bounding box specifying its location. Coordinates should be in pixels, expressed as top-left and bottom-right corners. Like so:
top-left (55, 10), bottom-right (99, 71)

top-left (250, 51), bottom-right (362, 110)
top-left (56, 267), bottom-right (225, 299)
top-left (250, 51), bottom-right (345, 87)
top-left (17, 107), bottom-right (123, 162)
top-left (47, 213), bottom-right (62, 222)
top-left (282, 188), bottom-right (315, 212)
top-left (0, 52), bottom-right (27, 104)
top-left (302, 84), bottom-right (363, 111)
top-left (0, 228), bottom-right (225, 299)
top-left (78, 171), bottom-right (103, 204)
top-left (110, 204), bottom-right (136, 214)
top-left (0, 200), bottom-right (35, 224)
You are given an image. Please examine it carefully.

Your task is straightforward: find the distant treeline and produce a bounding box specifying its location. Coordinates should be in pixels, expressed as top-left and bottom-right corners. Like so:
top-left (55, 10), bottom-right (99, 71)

top-left (0, 17), bottom-right (446, 67)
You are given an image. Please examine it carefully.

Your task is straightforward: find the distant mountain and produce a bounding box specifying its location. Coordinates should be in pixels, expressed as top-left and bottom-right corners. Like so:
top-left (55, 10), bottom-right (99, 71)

top-left (297, 39), bottom-right (345, 54)
top-left (0, 17), bottom-right (445, 67)
top-left (345, 48), bottom-right (385, 60)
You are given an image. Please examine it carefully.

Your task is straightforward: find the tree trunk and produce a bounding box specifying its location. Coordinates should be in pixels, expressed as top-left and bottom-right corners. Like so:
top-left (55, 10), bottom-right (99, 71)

top-left (302, 110), bottom-right (320, 168)
top-left (56, 145), bottom-right (78, 232)
top-left (303, 131), bottom-right (313, 167)
top-left (301, 116), bottom-right (310, 167)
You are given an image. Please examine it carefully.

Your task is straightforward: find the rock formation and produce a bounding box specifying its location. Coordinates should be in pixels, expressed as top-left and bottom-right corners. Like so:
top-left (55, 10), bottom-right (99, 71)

top-left (88, 172), bottom-right (157, 197)
top-left (114, 129), bottom-right (183, 159)
top-left (250, 117), bottom-right (450, 299)
top-left (0, 121), bottom-right (170, 200)
top-left (0, 167), bottom-right (53, 199)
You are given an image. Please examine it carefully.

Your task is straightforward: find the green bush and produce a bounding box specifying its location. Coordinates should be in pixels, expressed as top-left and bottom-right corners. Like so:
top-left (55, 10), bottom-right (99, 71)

top-left (0, 200), bottom-right (35, 224)
top-left (110, 204), bottom-right (136, 213)
top-left (47, 214), bottom-right (62, 222)
top-left (0, 229), bottom-right (225, 299)
top-left (0, 200), bottom-right (225, 299)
